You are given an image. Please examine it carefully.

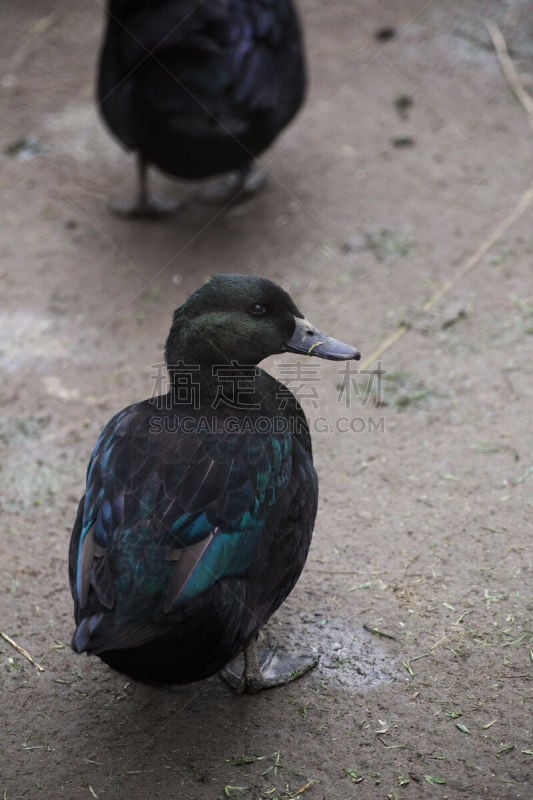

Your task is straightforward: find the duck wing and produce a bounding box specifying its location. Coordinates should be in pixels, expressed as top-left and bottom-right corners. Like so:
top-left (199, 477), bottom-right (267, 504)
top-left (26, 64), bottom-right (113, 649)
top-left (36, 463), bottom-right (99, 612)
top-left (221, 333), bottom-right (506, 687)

top-left (69, 399), bottom-right (309, 655)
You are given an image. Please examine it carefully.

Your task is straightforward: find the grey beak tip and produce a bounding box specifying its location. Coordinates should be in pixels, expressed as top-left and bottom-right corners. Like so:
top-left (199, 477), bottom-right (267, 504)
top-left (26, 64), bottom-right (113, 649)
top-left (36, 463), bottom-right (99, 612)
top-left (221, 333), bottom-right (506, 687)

top-left (285, 316), bottom-right (360, 362)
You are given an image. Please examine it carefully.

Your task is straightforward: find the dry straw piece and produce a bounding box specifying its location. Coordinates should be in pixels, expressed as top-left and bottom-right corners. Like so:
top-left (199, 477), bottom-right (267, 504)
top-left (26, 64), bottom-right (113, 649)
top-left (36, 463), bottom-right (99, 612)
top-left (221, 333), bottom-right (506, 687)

top-left (0, 630), bottom-right (45, 671)
top-left (485, 19), bottom-right (533, 120)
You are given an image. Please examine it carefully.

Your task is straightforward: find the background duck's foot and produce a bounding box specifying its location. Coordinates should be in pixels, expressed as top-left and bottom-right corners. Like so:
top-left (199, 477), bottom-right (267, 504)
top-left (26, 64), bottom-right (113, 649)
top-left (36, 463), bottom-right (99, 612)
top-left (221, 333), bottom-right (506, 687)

top-left (238, 163), bottom-right (268, 196)
top-left (200, 164), bottom-right (267, 205)
top-left (109, 193), bottom-right (179, 219)
top-left (220, 641), bottom-right (318, 694)
top-left (109, 154), bottom-right (180, 219)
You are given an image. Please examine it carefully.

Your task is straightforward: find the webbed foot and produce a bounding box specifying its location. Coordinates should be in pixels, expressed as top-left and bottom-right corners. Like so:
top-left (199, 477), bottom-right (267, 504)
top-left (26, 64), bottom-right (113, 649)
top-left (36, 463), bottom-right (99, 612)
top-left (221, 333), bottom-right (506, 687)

top-left (109, 154), bottom-right (180, 219)
top-left (200, 164), bottom-right (267, 205)
top-left (109, 193), bottom-right (179, 220)
top-left (220, 640), bottom-right (318, 694)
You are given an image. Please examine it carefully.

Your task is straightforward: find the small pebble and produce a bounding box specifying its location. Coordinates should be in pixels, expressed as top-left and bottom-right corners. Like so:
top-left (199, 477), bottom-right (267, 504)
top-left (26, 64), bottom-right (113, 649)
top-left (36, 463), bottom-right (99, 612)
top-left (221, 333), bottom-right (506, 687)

top-left (341, 234), bottom-right (366, 254)
top-left (441, 302), bottom-right (468, 329)
top-left (392, 136), bottom-right (416, 148)
top-left (375, 27), bottom-right (396, 42)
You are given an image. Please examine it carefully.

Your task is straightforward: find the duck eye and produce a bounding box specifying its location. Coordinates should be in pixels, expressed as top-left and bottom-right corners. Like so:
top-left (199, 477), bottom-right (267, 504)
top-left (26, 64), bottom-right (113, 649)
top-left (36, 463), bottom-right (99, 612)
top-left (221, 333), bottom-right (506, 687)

top-left (249, 302), bottom-right (267, 316)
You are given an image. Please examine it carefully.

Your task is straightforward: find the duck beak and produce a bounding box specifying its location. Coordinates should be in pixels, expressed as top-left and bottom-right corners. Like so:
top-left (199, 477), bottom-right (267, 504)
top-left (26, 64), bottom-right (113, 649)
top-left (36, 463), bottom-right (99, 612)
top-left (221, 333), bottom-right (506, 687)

top-left (284, 317), bottom-right (361, 361)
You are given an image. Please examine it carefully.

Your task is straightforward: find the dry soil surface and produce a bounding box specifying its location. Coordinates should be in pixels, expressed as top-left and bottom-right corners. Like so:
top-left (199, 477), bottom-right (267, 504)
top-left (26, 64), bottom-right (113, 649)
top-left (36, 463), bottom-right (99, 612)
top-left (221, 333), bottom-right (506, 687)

top-left (1, 1), bottom-right (532, 799)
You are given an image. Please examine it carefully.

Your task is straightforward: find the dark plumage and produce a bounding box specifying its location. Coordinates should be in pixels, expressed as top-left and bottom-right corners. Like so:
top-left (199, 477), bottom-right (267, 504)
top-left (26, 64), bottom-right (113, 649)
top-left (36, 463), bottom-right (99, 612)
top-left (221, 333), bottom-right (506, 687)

top-left (98, 0), bottom-right (306, 215)
top-left (69, 275), bottom-right (360, 690)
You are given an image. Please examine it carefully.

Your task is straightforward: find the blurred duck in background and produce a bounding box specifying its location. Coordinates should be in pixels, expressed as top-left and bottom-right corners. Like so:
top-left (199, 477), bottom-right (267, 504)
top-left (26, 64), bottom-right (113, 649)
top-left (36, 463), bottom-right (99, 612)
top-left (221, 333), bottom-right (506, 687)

top-left (98, 0), bottom-right (306, 217)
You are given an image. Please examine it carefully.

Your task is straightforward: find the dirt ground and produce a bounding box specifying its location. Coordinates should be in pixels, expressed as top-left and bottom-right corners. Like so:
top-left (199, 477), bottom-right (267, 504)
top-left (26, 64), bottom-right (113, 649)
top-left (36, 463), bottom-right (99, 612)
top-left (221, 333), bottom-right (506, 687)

top-left (1, 1), bottom-right (532, 798)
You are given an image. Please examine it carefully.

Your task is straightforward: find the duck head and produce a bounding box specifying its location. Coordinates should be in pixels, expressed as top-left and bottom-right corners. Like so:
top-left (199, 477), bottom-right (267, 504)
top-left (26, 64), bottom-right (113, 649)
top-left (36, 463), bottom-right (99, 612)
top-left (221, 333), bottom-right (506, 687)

top-left (165, 274), bottom-right (360, 368)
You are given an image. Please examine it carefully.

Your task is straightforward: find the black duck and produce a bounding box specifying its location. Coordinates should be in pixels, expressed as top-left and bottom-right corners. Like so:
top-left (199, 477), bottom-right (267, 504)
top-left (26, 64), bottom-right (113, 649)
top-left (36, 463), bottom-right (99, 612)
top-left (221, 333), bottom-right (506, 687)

top-left (98, 0), bottom-right (306, 216)
top-left (69, 275), bottom-right (360, 691)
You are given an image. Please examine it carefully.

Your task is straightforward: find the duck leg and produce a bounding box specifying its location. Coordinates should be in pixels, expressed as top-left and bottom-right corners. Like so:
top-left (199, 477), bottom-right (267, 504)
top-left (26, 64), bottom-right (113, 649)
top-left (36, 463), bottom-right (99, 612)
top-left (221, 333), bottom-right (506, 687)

top-left (221, 637), bottom-right (318, 694)
top-left (110, 154), bottom-right (179, 219)
top-left (200, 162), bottom-right (267, 205)
top-left (237, 162), bottom-right (268, 196)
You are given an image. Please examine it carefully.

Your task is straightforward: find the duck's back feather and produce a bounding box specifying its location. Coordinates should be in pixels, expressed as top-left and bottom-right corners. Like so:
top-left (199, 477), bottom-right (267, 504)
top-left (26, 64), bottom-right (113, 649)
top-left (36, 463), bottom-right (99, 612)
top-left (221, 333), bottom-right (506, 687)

top-left (69, 389), bottom-right (317, 682)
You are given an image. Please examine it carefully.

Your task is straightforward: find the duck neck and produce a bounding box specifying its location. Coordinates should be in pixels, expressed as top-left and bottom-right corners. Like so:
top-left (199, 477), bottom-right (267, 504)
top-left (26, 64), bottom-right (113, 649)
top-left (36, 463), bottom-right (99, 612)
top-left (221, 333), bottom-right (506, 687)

top-left (166, 360), bottom-right (264, 412)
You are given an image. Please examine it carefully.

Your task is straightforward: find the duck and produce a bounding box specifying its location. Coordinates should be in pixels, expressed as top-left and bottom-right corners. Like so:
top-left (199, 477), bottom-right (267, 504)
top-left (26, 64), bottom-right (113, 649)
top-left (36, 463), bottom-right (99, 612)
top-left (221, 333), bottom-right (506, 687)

top-left (69, 275), bottom-right (360, 691)
top-left (97, 0), bottom-right (306, 217)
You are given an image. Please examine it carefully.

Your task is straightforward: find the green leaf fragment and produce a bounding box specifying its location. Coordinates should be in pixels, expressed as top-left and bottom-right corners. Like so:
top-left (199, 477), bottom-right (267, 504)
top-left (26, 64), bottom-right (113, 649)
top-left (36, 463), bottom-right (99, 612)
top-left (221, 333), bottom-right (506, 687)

top-left (224, 787), bottom-right (245, 798)
top-left (344, 768), bottom-right (364, 783)
top-left (229, 755), bottom-right (265, 765)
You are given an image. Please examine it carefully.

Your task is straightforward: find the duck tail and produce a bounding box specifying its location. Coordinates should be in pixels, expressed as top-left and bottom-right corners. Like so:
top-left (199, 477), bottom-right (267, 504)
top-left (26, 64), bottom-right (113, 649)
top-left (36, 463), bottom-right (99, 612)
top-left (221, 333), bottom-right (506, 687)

top-left (72, 613), bottom-right (168, 656)
top-left (71, 613), bottom-right (105, 654)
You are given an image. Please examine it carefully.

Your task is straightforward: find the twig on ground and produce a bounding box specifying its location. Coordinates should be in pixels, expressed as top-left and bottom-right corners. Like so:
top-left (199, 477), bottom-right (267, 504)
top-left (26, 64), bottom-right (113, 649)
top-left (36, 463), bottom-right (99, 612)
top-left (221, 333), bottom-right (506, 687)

top-left (363, 624), bottom-right (397, 640)
top-left (0, 631), bottom-right (45, 671)
top-left (485, 19), bottom-right (533, 120)
top-left (290, 781), bottom-right (316, 797)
